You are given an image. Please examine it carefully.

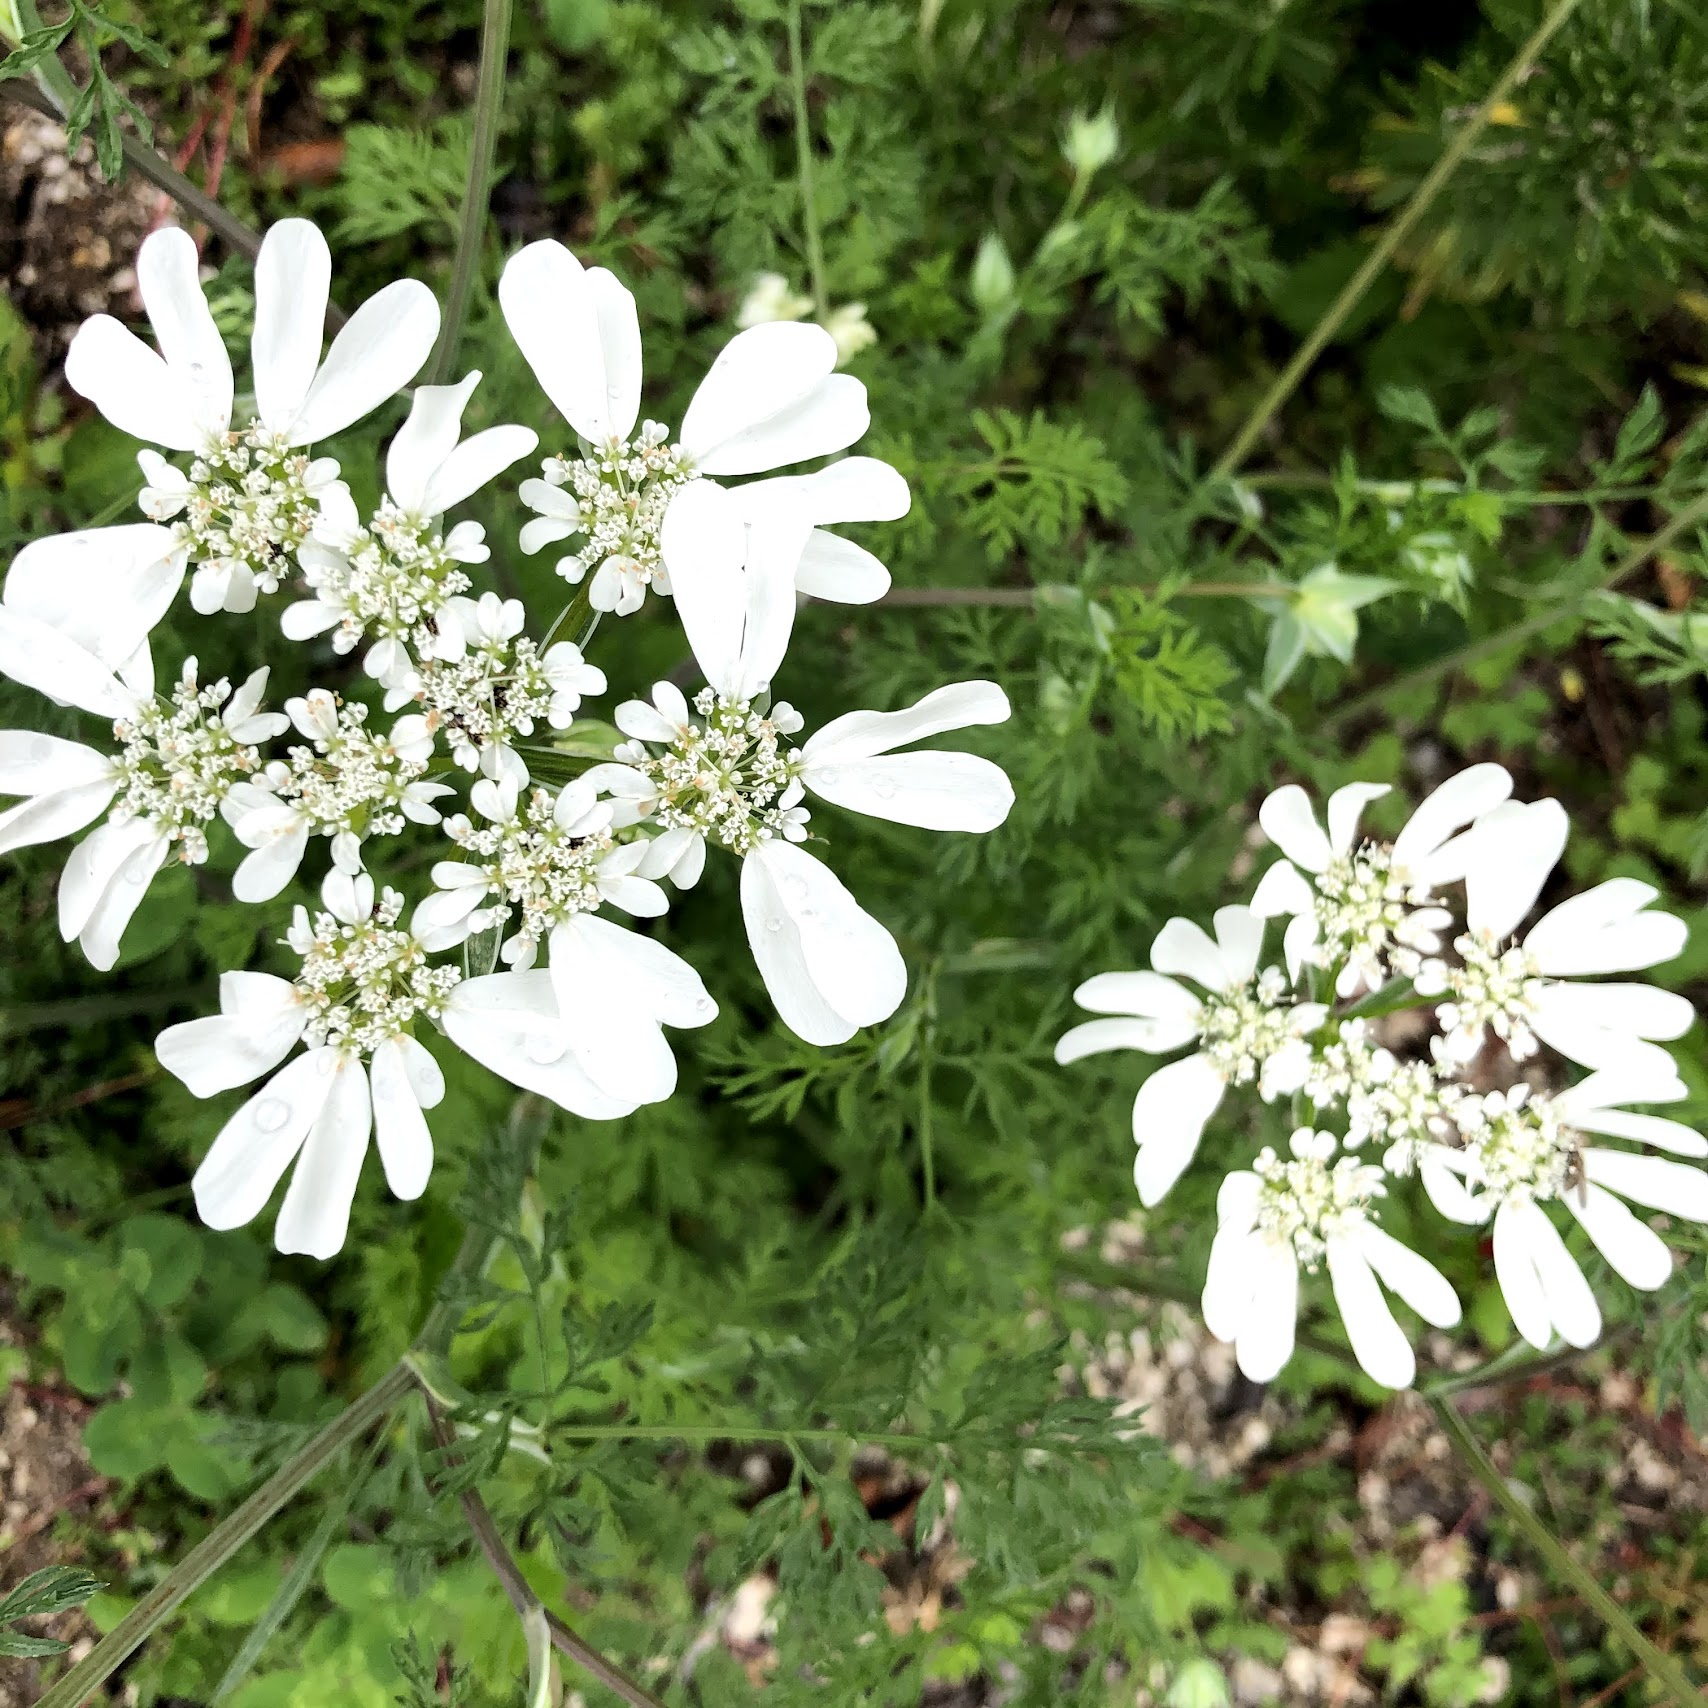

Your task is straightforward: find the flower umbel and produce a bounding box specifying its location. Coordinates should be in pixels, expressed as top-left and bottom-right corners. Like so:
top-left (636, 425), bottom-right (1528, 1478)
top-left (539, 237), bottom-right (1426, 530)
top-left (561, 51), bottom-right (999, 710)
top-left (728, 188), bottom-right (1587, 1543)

top-left (1250, 1128), bottom-right (1386, 1270)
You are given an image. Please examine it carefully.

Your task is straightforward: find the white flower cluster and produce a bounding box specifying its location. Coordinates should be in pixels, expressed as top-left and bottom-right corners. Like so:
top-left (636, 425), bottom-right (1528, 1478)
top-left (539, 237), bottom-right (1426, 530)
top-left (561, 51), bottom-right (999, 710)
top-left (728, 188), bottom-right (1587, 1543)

top-left (1060, 766), bottom-right (1704, 1388)
top-left (0, 219), bottom-right (1013, 1261)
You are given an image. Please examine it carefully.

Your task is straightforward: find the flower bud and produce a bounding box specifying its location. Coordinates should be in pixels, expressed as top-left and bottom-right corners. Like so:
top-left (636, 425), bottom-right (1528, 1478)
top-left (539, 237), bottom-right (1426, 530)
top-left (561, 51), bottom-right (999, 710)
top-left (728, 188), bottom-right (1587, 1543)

top-left (822, 301), bottom-right (877, 366)
top-left (1062, 105), bottom-right (1119, 177)
top-left (970, 232), bottom-right (1017, 314)
top-left (736, 272), bottom-right (812, 329)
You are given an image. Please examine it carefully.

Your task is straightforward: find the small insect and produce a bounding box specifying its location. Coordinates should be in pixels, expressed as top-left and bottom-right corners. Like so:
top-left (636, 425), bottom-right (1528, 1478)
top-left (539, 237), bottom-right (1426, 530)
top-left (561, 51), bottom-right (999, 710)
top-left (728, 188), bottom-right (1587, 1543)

top-left (1562, 1147), bottom-right (1590, 1209)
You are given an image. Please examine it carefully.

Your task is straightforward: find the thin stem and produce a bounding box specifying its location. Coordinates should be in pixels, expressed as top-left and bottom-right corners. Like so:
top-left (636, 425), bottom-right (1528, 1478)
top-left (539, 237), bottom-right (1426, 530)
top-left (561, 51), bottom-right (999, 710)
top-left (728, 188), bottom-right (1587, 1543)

top-left (1428, 1393), bottom-right (1703, 1704)
top-left (0, 58), bottom-right (347, 329)
top-left (1203, 0), bottom-right (1587, 489)
top-left (550, 1420), bottom-right (947, 1454)
top-left (422, 1397), bottom-right (668, 1708)
top-left (866, 580), bottom-right (1293, 609)
top-left (426, 0), bottom-right (514, 382)
top-left (785, 0), bottom-right (829, 319)
top-left (0, 983), bottom-right (206, 1038)
top-left (1324, 487), bottom-right (1708, 734)
top-left (35, 1366), bottom-right (413, 1708)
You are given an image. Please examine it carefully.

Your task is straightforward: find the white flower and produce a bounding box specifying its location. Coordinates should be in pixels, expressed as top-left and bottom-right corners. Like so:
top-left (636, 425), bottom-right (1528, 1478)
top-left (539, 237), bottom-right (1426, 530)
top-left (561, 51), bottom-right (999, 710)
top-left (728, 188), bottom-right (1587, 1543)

top-left (1416, 801), bottom-right (1691, 1076)
top-left (1423, 1072), bottom-right (1708, 1352)
top-left (220, 690), bottom-right (449, 901)
top-left (441, 914), bottom-right (717, 1118)
top-left (412, 773), bottom-right (666, 963)
top-left (1203, 1129), bottom-right (1461, 1389)
top-left (1250, 763), bottom-right (1514, 995)
top-left (0, 582), bottom-right (283, 965)
top-left (617, 658), bottom-right (1013, 1044)
top-left (66, 221), bottom-right (439, 614)
top-left (1055, 906), bottom-right (1329, 1206)
top-left (282, 372), bottom-right (537, 681)
top-left (2, 523), bottom-right (186, 668)
top-left (736, 273), bottom-right (813, 328)
top-left (500, 241), bottom-right (907, 629)
top-left (156, 870), bottom-right (458, 1259)
top-left (386, 591), bottom-right (604, 785)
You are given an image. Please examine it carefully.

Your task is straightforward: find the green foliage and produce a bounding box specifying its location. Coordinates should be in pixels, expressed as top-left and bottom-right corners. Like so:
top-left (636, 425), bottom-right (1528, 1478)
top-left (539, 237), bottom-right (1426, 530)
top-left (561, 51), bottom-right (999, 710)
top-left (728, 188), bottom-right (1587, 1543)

top-left (0, 1567), bottom-right (102, 1659)
top-left (12, 0), bottom-right (1708, 1702)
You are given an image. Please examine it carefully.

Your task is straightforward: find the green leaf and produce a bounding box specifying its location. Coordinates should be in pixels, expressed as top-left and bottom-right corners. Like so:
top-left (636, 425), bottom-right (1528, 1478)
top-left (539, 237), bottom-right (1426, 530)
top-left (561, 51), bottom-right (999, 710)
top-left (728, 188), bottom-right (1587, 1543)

top-left (120, 1213), bottom-right (204, 1309)
top-left (83, 1398), bottom-right (169, 1480)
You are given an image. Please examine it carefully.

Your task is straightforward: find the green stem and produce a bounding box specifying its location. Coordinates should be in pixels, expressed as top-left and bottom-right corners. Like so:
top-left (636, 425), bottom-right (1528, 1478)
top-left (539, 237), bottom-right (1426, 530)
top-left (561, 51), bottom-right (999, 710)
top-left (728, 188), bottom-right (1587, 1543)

top-left (35, 1125), bottom-right (530, 1708)
top-left (427, 0), bottom-right (514, 382)
top-left (867, 580), bottom-right (1294, 609)
top-left (1324, 486), bottom-right (1708, 734)
top-left (785, 0), bottom-right (829, 320)
top-left (35, 1367), bottom-right (413, 1708)
top-left (1202, 0), bottom-right (1587, 490)
top-left (1428, 1394), bottom-right (1703, 1703)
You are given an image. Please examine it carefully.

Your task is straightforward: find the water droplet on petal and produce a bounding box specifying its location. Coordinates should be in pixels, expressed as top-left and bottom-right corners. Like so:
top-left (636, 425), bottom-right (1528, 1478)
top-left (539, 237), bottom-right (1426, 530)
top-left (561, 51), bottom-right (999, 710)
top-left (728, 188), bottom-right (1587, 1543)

top-left (783, 875), bottom-right (809, 902)
top-left (29, 736), bottom-right (53, 764)
top-left (765, 916), bottom-right (783, 933)
top-left (872, 777), bottom-right (897, 800)
top-left (254, 1097), bottom-right (290, 1133)
top-left (525, 1033), bottom-right (566, 1065)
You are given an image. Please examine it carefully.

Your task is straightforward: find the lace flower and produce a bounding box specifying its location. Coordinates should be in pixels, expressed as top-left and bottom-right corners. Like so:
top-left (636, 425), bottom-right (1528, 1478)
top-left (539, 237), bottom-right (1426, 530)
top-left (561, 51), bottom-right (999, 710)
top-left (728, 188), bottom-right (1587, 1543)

top-left (66, 221), bottom-right (439, 614)
top-left (499, 241), bottom-right (907, 624)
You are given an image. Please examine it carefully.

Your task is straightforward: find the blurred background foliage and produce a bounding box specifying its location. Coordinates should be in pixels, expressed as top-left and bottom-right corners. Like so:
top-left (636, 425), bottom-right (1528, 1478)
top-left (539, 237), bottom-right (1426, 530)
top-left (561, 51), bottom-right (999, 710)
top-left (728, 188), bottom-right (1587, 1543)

top-left (5, 0), bottom-right (1708, 1702)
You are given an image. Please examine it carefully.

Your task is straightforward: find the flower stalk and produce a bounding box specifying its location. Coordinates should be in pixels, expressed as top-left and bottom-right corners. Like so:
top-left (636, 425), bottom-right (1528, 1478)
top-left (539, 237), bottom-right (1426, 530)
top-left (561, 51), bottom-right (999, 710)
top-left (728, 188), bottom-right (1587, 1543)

top-left (785, 0), bottom-right (829, 320)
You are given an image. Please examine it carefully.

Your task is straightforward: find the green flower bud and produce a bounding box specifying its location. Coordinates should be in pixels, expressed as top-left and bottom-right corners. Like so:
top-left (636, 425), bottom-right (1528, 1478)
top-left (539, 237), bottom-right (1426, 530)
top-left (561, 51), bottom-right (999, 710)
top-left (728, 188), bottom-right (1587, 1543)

top-left (970, 232), bottom-right (1017, 314)
top-left (1063, 105), bottom-right (1120, 177)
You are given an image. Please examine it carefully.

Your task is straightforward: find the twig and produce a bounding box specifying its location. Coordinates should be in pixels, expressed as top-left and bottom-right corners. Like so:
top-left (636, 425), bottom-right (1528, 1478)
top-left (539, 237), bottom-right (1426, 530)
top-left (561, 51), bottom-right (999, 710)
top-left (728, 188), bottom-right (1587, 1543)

top-left (421, 1397), bottom-right (668, 1708)
top-left (1202, 0), bottom-right (1587, 488)
top-left (785, 0), bottom-right (828, 319)
top-left (1427, 1392), bottom-right (1704, 1706)
top-left (426, 0), bottom-right (514, 381)
top-left (1322, 488), bottom-right (1708, 735)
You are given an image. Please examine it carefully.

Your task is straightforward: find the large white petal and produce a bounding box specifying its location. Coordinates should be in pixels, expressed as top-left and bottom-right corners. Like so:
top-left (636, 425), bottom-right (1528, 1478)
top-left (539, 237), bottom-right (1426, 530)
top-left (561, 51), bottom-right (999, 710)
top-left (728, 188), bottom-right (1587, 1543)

top-left (742, 840), bottom-right (906, 1044)
top-left (728, 512), bottom-right (811, 698)
top-left (736, 457), bottom-right (910, 527)
top-left (58, 815), bottom-right (158, 945)
top-left (77, 832), bottom-right (168, 970)
top-left (274, 1054), bottom-right (373, 1258)
top-left (1130, 1052), bottom-right (1225, 1206)
top-left (419, 424), bottom-right (540, 518)
top-left (1073, 969), bottom-right (1201, 1024)
top-left (1519, 1202), bottom-right (1601, 1348)
top-left (1461, 799), bottom-right (1568, 940)
top-left (63, 315), bottom-right (208, 450)
top-left (0, 729), bottom-right (111, 796)
top-left (659, 481), bottom-right (747, 696)
top-left (1055, 1016), bottom-right (1181, 1063)
top-left (1565, 1184), bottom-right (1673, 1290)
top-left (1248, 859), bottom-right (1315, 920)
top-left (1420, 1152), bottom-right (1489, 1225)
top-left (1234, 1239), bottom-right (1298, 1382)
top-left (792, 529), bottom-right (891, 603)
top-left (287, 280), bottom-right (440, 445)
top-left (1353, 1221), bottom-right (1460, 1328)
top-left (1257, 784), bottom-right (1332, 873)
top-left (1583, 1148), bottom-right (1708, 1220)
top-left (441, 972), bottom-right (637, 1118)
top-left (135, 227), bottom-right (232, 436)
top-left (233, 819), bottom-right (311, 904)
top-left (548, 920), bottom-right (680, 1105)
top-left (693, 374), bottom-right (868, 477)
top-left (1149, 917), bottom-right (1230, 993)
top-left (804, 750), bottom-right (1012, 833)
top-left (1531, 982), bottom-right (1693, 1075)
top-left (1202, 1223), bottom-right (1259, 1343)
top-left (1526, 878), bottom-right (1686, 976)
top-left (1566, 1107), bottom-right (1706, 1158)
top-left (679, 322), bottom-right (838, 467)
top-left (252, 218), bottom-right (332, 431)
top-left (1492, 1200), bottom-right (1556, 1351)
top-left (370, 1035), bottom-right (435, 1200)
top-left (1212, 905), bottom-right (1264, 987)
top-left (193, 1048), bottom-right (339, 1232)
top-left (1392, 762), bottom-right (1512, 878)
top-left (497, 241), bottom-right (611, 440)
top-left (6, 524), bottom-right (184, 664)
top-left (0, 779), bottom-right (116, 854)
top-left (587, 267), bottom-right (642, 441)
top-left (572, 914), bottom-right (716, 1031)
top-left (803, 681), bottom-right (1011, 766)
top-left (0, 609), bottom-right (135, 718)
top-left (386, 373), bottom-right (480, 514)
top-left (156, 988), bottom-right (306, 1098)
top-left (1327, 1236), bottom-right (1416, 1389)
top-left (1325, 782), bottom-right (1389, 858)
